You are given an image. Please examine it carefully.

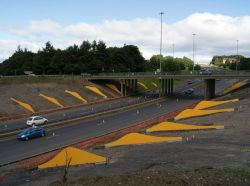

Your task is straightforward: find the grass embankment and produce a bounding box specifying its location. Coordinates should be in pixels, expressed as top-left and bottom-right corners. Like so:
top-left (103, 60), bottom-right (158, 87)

top-left (50, 167), bottom-right (250, 186)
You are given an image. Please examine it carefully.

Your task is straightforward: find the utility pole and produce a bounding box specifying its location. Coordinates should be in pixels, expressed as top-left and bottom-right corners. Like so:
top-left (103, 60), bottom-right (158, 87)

top-left (159, 12), bottom-right (164, 73)
top-left (173, 43), bottom-right (175, 62)
top-left (236, 40), bottom-right (239, 73)
top-left (192, 33), bottom-right (196, 74)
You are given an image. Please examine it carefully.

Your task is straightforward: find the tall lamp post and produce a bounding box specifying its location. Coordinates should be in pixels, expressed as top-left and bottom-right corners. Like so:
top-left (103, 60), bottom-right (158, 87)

top-left (172, 43), bottom-right (175, 62)
top-left (192, 33), bottom-right (196, 74)
top-left (159, 12), bottom-right (164, 73)
top-left (236, 40), bottom-right (239, 73)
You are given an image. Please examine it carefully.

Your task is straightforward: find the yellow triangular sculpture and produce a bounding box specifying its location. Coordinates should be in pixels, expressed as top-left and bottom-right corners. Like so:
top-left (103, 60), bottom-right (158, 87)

top-left (10, 97), bottom-right (35, 113)
top-left (151, 82), bottom-right (158, 88)
top-left (105, 132), bottom-right (182, 147)
top-left (146, 121), bottom-right (224, 133)
top-left (137, 82), bottom-right (148, 90)
top-left (224, 81), bottom-right (246, 94)
top-left (38, 147), bottom-right (106, 169)
top-left (65, 90), bottom-right (87, 103)
top-left (106, 84), bottom-right (121, 95)
top-left (85, 85), bottom-right (107, 98)
top-left (174, 108), bottom-right (234, 120)
top-left (39, 93), bottom-right (64, 108)
top-left (194, 99), bottom-right (238, 110)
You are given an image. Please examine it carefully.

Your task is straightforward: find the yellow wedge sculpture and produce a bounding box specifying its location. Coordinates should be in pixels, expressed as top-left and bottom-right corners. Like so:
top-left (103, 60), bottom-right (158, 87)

top-left (39, 93), bottom-right (64, 108)
top-left (146, 121), bottom-right (224, 133)
top-left (38, 147), bottom-right (106, 169)
top-left (194, 99), bottom-right (238, 110)
top-left (65, 90), bottom-right (87, 103)
top-left (223, 81), bottom-right (247, 94)
top-left (105, 132), bottom-right (182, 148)
top-left (151, 82), bottom-right (158, 88)
top-left (85, 85), bottom-right (107, 98)
top-left (137, 82), bottom-right (148, 90)
top-left (174, 108), bottom-right (234, 120)
top-left (10, 98), bottom-right (35, 113)
top-left (106, 84), bottom-right (121, 95)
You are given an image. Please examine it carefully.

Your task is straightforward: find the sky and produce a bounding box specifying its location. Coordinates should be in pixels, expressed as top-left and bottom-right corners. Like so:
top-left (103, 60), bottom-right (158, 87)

top-left (0, 0), bottom-right (250, 63)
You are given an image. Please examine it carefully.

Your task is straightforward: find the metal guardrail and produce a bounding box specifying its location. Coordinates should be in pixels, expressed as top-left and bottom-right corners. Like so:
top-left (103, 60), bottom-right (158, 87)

top-left (2, 70), bottom-right (250, 78)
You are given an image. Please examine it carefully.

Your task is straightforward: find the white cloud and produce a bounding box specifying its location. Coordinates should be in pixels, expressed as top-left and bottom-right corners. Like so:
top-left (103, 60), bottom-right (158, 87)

top-left (1, 12), bottom-right (250, 64)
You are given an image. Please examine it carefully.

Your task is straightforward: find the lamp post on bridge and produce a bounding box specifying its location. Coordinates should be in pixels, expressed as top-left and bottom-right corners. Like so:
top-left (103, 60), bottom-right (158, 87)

top-left (159, 12), bottom-right (164, 73)
top-left (192, 33), bottom-right (196, 74)
top-left (172, 43), bottom-right (175, 62)
top-left (236, 40), bottom-right (239, 73)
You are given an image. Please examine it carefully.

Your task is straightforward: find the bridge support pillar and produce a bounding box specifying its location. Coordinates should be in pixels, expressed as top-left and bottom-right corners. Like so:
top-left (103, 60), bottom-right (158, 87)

top-left (120, 79), bottom-right (138, 96)
top-left (204, 79), bottom-right (215, 100)
top-left (159, 79), bottom-right (174, 96)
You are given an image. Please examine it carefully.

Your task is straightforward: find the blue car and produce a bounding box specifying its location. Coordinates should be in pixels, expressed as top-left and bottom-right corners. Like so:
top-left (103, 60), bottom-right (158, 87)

top-left (17, 126), bottom-right (46, 141)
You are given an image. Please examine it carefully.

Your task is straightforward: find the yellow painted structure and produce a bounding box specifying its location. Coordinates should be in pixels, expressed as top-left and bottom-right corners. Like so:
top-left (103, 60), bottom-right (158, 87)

top-left (65, 90), bottom-right (87, 103)
top-left (151, 82), bottom-right (158, 88)
top-left (174, 108), bottom-right (234, 120)
top-left (39, 93), bottom-right (64, 108)
top-left (223, 81), bottom-right (247, 94)
top-left (106, 84), bottom-right (121, 95)
top-left (137, 82), bottom-right (148, 90)
top-left (105, 132), bottom-right (182, 147)
top-left (146, 121), bottom-right (224, 133)
top-left (10, 97), bottom-right (35, 113)
top-left (38, 147), bottom-right (106, 169)
top-left (194, 99), bottom-right (238, 110)
top-left (85, 85), bottom-right (107, 98)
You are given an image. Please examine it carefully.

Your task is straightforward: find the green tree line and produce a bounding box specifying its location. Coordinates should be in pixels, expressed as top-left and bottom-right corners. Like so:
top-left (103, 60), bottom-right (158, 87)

top-left (0, 41), bottom-right (195, 75)
top-left (211, 55), bottom-right (250, 70)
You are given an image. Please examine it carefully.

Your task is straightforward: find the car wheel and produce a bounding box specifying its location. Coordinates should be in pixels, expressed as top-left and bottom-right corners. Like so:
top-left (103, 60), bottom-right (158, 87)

top-left (44, 120), bottom-right (48, 124)
top-left (41, 132), bottom-right (45, 137)
top-left (25, 137), bottom-right (29, 141)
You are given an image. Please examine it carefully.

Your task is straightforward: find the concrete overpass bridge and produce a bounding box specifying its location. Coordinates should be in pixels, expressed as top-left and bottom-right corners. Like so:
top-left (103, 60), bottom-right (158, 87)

top-left (87, 73), bottom-right (250, 99)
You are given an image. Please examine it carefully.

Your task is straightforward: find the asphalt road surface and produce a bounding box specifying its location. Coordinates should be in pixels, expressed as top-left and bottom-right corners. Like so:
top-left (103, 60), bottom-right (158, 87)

top-left (0, 96), bottom-right (198, 166)
top-left (0, 79), bottom-right (237, 166)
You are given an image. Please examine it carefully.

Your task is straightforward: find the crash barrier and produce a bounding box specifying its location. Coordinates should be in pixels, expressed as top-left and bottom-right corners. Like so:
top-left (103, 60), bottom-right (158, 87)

top-left (105, 132), bottom-right (182, 147)
top-left (137, 82), bottom-right (148, 89)
top-left (38, 147), bottom-right (106, 169)
top-left (223, 80), bottom-right (247, 94)
top-left (174, 108), bottom-right (234, 120)
top-left (65, 90), bottom-right (87, 103)
top-left (146, 121), bottom-right (224, 133)
top-left (105, 84), bottom-right (121, 95)
top-left (85, 85), bottom-right (107, 98)
top-left (10, 98), bottom-right (35, 113)
top-left (39, 93), bottom-right (64, 108)
top-left (194, 99), bottom-right (238, 110)
top-left (151, 82), bottom-right (158, 88)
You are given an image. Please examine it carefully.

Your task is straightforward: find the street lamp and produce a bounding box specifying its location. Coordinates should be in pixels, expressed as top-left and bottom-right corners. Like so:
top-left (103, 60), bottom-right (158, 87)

top-left (192, 33), bottom-right (196, 74)
top-left (236, 40), bottom-right (239, 73)
top-left (159, 12), bottom-right (164, 72)
top-left (172, 43), bottom-right (175, 62)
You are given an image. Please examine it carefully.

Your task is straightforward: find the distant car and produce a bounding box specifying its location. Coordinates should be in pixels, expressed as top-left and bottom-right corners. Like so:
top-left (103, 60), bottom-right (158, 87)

top-left (199, 69), bottom-right (212, 75)
top-left (80, 73), bottom-right (91, 77)
top-left (26, 116), bottom-right (48, 126)
top-left (17, 126), bottom-right (46, 141)
top-left (186, 80), bottom-right (193, 84)
top-left (184, 88), bottom-right (194, 95)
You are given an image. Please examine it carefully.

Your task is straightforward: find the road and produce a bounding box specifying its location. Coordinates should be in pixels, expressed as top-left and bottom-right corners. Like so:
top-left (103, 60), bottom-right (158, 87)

top-left (0, 96), bottom-right (198, 166)
top-left (0, 78), bottom-right (238, 166)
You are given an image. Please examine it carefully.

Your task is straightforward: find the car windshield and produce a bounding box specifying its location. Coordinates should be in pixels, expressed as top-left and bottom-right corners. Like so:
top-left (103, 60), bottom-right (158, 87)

top-left (27, 117), bottom-right (33, 121)
top-left (21, 128), bottom-right (33, 133)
